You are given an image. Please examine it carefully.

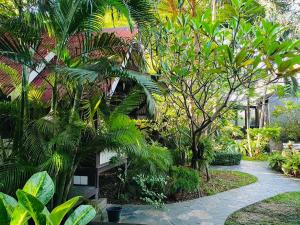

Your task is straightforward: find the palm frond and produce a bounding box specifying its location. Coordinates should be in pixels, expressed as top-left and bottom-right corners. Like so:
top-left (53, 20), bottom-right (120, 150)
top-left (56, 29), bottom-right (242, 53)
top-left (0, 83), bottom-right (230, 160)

top-left (111, 68), bottom-right (160, 116)
top-left (112, 87), bottom-right (145, 116)
top-left (0, 62), bottom-right (20, 88)
top-left (77, 32), bottom-right (127, 58)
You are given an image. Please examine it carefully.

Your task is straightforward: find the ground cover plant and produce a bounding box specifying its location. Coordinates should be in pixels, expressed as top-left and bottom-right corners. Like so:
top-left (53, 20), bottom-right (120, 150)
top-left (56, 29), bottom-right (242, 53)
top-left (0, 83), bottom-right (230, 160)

top-left (225, 192), bottom-right (300, 225)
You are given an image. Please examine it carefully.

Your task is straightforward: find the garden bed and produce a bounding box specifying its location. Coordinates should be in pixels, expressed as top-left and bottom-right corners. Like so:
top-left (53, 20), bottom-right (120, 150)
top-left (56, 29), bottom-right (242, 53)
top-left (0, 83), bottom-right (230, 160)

top-left (99, 168), bottom-right (257, 204)
top-left (225, 192), bottom-right (300, 225)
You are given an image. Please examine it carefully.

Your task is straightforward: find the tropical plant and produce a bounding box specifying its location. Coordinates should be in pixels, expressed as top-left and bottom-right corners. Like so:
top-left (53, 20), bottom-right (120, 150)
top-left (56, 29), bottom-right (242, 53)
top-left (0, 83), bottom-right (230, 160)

top-left (132, 174), bottom-right (167, 208)
top-left (168, 166), bottom-right (200, 195)
top-left (268, 151), bottom-right (287, 171)
top-left (272, 101), bottom-right (300, 142)
top-left (0, 171), bottom-right (96, 225)
top-left (130, 143), bottom-right (173, 175)
top-left (0, 0), bottom-right (159, 207)
top-left (239, 127), bottom-right (281, 157)
top-left (281, 151), bottom-right (300, 176)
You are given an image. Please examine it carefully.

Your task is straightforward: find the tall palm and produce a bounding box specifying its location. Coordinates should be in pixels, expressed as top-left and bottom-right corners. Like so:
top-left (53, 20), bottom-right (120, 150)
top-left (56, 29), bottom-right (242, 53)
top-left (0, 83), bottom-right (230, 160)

top-left (0, 0), bottom-right (158, 205)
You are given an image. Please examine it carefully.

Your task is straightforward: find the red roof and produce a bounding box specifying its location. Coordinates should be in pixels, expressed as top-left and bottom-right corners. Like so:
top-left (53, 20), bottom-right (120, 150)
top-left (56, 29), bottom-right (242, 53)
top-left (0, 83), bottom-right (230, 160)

top-left (0, 27), bottom-right (137, 100)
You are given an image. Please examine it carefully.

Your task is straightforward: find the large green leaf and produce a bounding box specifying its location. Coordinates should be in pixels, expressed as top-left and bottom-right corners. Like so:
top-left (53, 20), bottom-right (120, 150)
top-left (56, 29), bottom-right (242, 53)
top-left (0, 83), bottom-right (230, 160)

top-left (23, 171), bottom-right (55, 205)
top-left (10, 205), bottom-right (30, 225)
top-left (0, 192), bottom-right (17, 216)
top-left (50, 196), bottom-right (80, 225)
top-left (0, 198), bottom-right (9, 225)
top-left (16, 190), bottom-right (46, 225)
top-left (64, 205), bottom-right (96, 225)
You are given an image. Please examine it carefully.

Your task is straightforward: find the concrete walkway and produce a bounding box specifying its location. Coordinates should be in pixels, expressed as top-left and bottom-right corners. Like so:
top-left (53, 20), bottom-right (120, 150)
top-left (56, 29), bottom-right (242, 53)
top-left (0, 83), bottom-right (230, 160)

top-left (119, 161), bottom-right (300, 225)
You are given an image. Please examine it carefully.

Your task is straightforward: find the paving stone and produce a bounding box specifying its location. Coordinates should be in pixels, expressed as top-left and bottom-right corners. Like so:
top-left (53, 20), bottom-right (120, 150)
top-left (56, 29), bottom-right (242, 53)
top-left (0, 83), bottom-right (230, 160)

top-left (120, 161), bottom-right (300, 225)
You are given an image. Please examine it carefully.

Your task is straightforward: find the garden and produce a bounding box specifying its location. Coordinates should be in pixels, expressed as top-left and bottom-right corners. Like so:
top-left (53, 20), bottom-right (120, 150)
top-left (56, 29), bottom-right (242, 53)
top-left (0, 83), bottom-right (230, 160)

top-left (0, 0), bottom-right (300, 224)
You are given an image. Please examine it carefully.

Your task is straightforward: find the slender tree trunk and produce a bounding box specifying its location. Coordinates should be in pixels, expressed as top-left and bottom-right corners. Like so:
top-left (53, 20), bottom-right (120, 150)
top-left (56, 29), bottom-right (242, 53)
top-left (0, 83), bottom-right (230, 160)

top-left (62, 161), bottom-right (79, 203)
top-left (16, 65), bottom-right (29, 151)
top-left (246, 95), bottom-right (252, 157)
top-left (70, 84), bottom-right (83, 121)
top-left (191, 133), bottom-right (198, 169)
top-left (55, 172), bottom-right (67, 206)
top-left (205, 164), bottom-right (210, 181)
top-left (51, 73), bottom-right (58, 114)
top-left (212, 0), bottom-right (217, 21)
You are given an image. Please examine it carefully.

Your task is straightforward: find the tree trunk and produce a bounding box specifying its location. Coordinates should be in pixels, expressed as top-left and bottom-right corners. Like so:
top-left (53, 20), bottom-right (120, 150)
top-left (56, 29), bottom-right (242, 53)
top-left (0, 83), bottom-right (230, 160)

top-left (54, 172), bottom-right (67, 206)
top-left (246, 95), bottom-right (252, 157)
top-left (205, 164), bottom-right (211, 181)
top-left (16, 65), bottom-right (29, 151)
top-left (191, 133), bottom-right (198, 169)
top-left (51, 73), bottom-right (58, 113)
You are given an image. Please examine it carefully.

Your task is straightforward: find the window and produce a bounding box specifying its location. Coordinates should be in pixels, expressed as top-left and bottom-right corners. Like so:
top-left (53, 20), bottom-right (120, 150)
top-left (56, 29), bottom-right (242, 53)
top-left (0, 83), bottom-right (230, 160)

top-left (250, 108), bottom-right (257, 127)
top-left (236, 110), bottom-right (245, 127)
top-left (73, 176), bottom-right (88, 185)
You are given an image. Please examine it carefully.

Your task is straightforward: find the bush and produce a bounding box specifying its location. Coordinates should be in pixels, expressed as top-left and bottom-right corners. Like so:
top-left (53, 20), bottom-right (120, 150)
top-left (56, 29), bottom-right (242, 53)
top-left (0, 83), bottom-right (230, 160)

top-left (282, 152), bottom-right (300, 177)
top-left (132, 174), bottom-right (167, 208)
top-left (169, 166), bottom-right (200, 195)
top-left (268, 152), bottom-right (287, 171)
top-left (211, 152), bottom-right (242, 165)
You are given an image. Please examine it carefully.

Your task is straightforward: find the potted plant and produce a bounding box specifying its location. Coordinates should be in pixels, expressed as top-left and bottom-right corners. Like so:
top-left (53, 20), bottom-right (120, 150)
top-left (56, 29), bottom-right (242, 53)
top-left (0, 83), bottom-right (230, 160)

top-left (106, 206), bottom-right (122, 223)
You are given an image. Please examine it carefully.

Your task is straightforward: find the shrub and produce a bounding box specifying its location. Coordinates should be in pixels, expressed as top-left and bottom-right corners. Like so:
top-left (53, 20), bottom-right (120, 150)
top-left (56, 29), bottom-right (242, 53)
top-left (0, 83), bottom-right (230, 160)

top-left (169, 166), bottom-right (200, 195)
top-left (268, 152), bottom-right (287, 171)
top-left (211, 152), bottom-right (242, 166)
top-left (0, 171), bottom-right (96, 225)
top-left (132, 174), bottom-right (167, 208)
top-left (239, 127), bottom-right (281, 157)
top-left (282, 152), bottom-right (300, 177)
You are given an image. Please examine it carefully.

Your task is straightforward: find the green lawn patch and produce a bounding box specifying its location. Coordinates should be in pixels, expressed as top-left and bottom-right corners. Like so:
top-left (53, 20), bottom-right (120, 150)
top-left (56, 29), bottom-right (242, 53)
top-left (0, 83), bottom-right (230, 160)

top-left (225, 192), bottom-right (300, 225)
top-left (201, 170), bottom-right (257, 196)
top-left (242, 153), bottom-right (269, 161)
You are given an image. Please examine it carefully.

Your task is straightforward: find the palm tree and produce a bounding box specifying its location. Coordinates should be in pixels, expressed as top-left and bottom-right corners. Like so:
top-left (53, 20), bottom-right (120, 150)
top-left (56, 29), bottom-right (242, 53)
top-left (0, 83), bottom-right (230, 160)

top-left (0, 0), bottom-right (159, 206)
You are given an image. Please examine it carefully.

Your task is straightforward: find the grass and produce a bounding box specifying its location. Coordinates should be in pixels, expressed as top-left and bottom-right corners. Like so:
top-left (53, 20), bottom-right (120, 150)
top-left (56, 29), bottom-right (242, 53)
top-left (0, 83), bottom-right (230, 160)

top-left (201, 170), bottom-right (257, 196)
top-left (225, 192), bottom-right (300, 225)
top-left (242, 153), bottom-right (269, 161)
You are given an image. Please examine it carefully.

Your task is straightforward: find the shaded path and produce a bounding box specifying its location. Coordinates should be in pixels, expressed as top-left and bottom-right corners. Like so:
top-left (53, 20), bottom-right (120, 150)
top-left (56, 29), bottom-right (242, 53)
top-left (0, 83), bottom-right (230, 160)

top-left (119, 161), bottom-right (300, 225)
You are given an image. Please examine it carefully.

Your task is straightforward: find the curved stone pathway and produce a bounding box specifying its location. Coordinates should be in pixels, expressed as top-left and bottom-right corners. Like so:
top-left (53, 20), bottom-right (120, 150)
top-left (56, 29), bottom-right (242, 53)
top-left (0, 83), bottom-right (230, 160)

top-left (119, 161), bottom-right (300, 225)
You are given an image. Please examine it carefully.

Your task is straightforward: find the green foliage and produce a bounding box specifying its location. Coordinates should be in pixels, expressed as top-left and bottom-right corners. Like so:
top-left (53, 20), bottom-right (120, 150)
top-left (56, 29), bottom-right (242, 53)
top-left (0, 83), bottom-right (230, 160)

top-left (169, 166), bottom-right (200, 194)
top-left (268, 152), bottom-right (287, 171)
top-left (281, 152), bottom-right (300, 176)
top-left (272, 101), bottom-right (300, 141)
top-left (211, 151), bottom-right (242, 166)
top-left (239, 127), bottom-right (281, 157)
top-left (0, 0), bottom-right (157, 206)
top-left (131, 143), bottom-right (173, 175)
top-left (132, 174), bottom-right (167, 208)
top-left (269, 150), bottom-right (300, 177)
top-left (248, 127), bottom-right (281, 141)
top-left (0, 171), bottom-right (96, 225)
top-left (242, 153), bottom-right (268, 161)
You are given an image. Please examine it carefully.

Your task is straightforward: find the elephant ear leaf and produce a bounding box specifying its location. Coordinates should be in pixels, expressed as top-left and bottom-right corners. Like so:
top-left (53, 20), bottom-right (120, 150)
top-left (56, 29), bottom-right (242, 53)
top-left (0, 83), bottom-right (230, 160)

top-left (23, 171), bottom-right (55, 205)
top-left (0, 198), bottom-right (10, 225)
top-left (64, 205), bottom-right (96, 225)
top-left (0, 192), bottom-right (17, 216)
top-left (16, 190), bottom-right (46, 225)
top-left (50, 196), bottom-right (81, 225)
